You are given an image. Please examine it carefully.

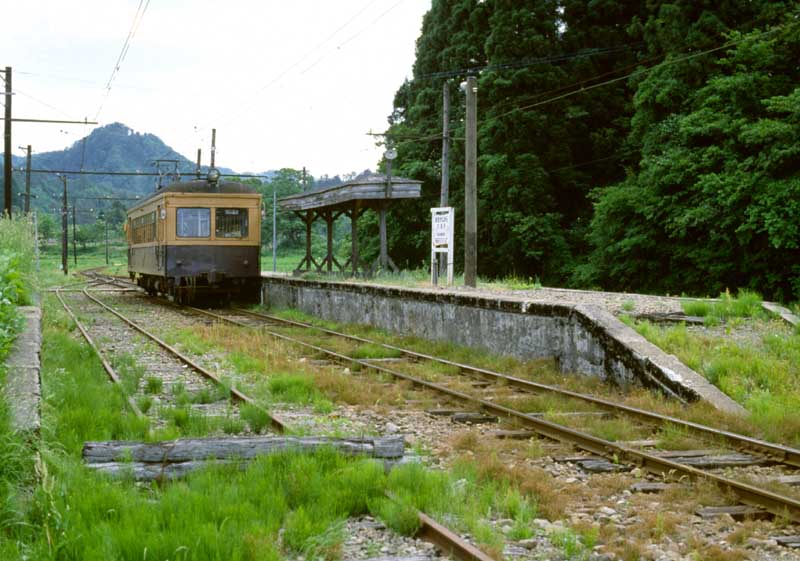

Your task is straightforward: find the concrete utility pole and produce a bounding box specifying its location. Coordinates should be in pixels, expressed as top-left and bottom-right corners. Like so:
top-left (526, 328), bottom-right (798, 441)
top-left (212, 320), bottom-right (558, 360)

top-left (23, 145), bottom-right (31, 213)
top-left (4, 67), bottom-right (12, 217)
top-left (272, 184), bottom-right (277, 272)
top-left (464, 75), bottom-right (478, 288)
top-left (60, 175), bottom-right (68, 275)
top-left (439, 81), bottom-right (451, 279)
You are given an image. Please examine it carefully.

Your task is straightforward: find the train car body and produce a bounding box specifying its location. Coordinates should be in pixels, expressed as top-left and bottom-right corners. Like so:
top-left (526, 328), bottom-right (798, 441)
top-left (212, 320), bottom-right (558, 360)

top-left (126, 178), bottom-right (262, 303)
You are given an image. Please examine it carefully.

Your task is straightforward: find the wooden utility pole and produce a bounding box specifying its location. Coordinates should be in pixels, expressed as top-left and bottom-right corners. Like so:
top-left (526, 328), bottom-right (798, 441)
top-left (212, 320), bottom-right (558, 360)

top-left (440, 81), bottom-right (450, 207)
top-left (61, 176), bottom-right (68, 275)
top-left (195, 149), bottom-right (202, 178)
top-left (379, 157), bottom-right (393, 271)
top-left (464, 76), bottom-right (478, 287)
top-left (4, 67), bottom-right (11, 217)
top-left (272, 184), bottom-right (277, 272)
top-left (439, 81), bottom-right (451, 279)
top-left (72, 205), bottom-right (77, 266)
top-left (104, 213), bottom-right (109, 265)
top-left (302, 166), bottom-right (307, 191)
top-left (23, 145), bottom-right (31, 213)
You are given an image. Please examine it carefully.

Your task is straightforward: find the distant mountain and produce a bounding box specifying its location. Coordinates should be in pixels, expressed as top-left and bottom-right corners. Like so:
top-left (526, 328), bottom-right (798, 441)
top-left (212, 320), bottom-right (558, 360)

top-left (2, 123), bottom-right (368, 219)
top-left (5, 123), bottom-right (250, 216)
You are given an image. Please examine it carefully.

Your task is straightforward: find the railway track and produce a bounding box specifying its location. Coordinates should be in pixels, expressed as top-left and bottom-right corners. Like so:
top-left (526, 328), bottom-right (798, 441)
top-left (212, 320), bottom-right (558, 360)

top-left (56, 275), bottom-right (494, 561)
top-left (55, 283), bottom-right (286, 433)
top-left (177, 305), bottom-right (800, 525)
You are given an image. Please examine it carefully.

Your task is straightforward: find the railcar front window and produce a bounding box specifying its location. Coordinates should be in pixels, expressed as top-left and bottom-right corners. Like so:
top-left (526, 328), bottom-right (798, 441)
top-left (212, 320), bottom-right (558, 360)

top-left (215, 208), bottom-right (248, 238)
top-left (177, 208), bottom-right (210, 237)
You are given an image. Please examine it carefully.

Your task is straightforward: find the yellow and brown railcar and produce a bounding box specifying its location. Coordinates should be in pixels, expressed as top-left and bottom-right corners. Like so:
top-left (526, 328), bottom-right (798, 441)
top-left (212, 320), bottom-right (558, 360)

top-left (126, 177), bottom-right (262, 303)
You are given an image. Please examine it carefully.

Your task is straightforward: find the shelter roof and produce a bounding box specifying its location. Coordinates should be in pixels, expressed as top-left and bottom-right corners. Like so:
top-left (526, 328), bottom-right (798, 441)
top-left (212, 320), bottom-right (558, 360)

top-left (278, 173), bottom-right (422, 212)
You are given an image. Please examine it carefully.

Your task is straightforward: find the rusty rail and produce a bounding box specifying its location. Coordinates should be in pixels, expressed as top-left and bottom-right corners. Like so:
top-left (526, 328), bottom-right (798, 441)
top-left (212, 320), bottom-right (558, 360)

top-left (54, 288), bottom-right (144, 418)
top-left (233, 307), bottom-right (800, 469)
top-left (195, 306), bottom-right (800, 523)
top-left (79, 289), bottom-right (287, 433)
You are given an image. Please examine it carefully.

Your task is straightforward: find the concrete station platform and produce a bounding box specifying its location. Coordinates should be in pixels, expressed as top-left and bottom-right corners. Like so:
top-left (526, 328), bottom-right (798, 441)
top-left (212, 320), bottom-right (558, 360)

top-left (259, 273), bottom-right (746, 416)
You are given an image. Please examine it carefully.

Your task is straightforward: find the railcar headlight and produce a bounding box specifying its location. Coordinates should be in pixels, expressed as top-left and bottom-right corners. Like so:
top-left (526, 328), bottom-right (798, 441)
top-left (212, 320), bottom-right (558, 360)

top-left (207, 168), bottom-right (221, 184)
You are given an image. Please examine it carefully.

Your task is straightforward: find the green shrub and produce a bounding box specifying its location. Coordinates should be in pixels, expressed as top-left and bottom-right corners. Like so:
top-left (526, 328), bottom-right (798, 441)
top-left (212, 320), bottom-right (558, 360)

top-left (681, 290), bottom-right (764, 321)
top-left (145, 376), bottom-right (163, 394)
top-left (240, 403), bottom-right (271, 434)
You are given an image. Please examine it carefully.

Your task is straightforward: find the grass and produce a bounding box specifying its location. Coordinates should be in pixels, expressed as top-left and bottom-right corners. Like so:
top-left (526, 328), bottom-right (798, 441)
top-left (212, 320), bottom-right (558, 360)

top-left (264, 307), bottom-right (800, 448)
top-left (164, 323), bottom-right (406, 411)
top-left (681, 289), bottom-right (765, 325)
top-left (144, 376), bottom-right (163, 394)
top-left (240, 403), bottom-right (272, 434)
top-left (4, 294), bottom-right (533, 560)
top-left (378, 460), bottom-right (540, 557)
top-left (623, 316), bottom-right (800, 446)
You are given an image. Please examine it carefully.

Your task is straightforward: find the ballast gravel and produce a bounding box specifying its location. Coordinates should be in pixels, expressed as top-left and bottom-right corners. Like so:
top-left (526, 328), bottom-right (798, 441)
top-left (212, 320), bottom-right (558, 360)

top-left (84, 289), bottom-right (800, 561)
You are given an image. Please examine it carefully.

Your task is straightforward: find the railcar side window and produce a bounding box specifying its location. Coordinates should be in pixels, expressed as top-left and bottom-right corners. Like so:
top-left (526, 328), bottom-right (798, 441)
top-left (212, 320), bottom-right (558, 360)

top-left (177, 208), bottom-right (211, 237)
top-left (215, 208), bottom-right (248, 238)
top-left (131, 211), bottom-right (156, 244)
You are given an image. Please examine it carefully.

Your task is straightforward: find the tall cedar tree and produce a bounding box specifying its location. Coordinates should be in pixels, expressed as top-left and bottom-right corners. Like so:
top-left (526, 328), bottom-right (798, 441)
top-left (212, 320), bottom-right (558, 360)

top-left (378, 0), bottom-right (639, 282)
top-left (378, 0), bottom-right (798, 299)
top-left (582, 2), bottom-right (799, 299)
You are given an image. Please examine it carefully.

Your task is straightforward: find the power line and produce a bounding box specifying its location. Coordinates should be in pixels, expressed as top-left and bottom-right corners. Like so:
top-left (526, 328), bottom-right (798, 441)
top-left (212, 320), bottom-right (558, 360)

top-left (94, 0), bottom-right (151, 121)
top-left (25, 168), bottom-right (271, 179)
top-left (199, 0), bottom-right (383, 134)
top-left (490, 23), bottom-right (791, 122)
top-left (300, 0), bottom-right (408, 76)
top-left (413, 43), bottom-right (644, 82)
top-left (12, 87), bottom-right (76, 119)
top-left (382, 22), bottom-right (792, 154)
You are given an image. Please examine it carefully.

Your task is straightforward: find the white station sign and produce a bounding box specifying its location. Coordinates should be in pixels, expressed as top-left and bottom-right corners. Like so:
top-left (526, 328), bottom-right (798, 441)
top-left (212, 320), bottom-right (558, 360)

top-left (430, 207), bottom-right (454, 285)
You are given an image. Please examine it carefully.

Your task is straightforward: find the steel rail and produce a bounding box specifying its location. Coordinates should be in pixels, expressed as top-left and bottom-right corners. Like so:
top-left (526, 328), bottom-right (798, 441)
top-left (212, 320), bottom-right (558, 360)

top-left (54, 289), bottom-right (144, 417)
top-left (233, 307), bottom-right (800, 468)
top-left (79, 285), bottom-right (491, 561)
top-left (82, 289), bottom-right (287, 433)
top-left (194, 306), bottom-right (800, 523)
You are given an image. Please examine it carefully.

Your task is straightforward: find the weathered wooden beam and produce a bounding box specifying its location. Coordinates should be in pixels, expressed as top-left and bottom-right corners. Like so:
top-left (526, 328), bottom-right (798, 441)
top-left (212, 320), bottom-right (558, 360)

top-left (696, 505), bottom-right (771, 521)
top-left (83, 435), bottom-right (404, 464)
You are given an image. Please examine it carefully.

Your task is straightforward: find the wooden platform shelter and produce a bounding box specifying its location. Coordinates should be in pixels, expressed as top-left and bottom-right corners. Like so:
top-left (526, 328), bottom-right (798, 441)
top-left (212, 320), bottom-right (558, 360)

top-left (278, 173), bottom-right (422, 275)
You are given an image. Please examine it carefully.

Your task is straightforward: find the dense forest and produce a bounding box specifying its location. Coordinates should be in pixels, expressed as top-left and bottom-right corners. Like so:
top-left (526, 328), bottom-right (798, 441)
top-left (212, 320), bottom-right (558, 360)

top-left (378, 0), bottom-right (799, 301)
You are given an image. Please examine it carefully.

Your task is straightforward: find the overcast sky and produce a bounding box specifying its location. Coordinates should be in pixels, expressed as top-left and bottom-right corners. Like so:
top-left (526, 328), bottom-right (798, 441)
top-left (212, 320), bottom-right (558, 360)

top-left (2, 0), bottom-right (431, 176)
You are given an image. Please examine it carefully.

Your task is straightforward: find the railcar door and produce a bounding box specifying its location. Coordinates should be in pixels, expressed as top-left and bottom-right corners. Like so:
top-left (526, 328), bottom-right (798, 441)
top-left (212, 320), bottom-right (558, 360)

top-left (155, 204), bottom-right (166, 270)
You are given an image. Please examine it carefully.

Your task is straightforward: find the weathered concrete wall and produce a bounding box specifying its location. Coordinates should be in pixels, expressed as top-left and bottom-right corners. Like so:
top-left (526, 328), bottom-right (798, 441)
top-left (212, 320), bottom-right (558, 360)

top-left (261, 277), bottom-right (745, 415)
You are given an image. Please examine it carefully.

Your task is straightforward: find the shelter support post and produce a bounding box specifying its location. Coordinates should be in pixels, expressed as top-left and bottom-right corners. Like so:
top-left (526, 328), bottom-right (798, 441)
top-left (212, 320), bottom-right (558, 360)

top-left (371, 202), bottom-right (398, 275)
top-left (344, 205), bottom-right (365, 277)
top-left (293, 210), bottom-right (320, 274)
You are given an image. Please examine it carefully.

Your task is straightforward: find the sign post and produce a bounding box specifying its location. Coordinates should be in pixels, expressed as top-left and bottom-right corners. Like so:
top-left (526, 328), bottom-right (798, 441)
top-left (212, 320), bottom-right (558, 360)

top-left (430, 207), bottom-right (454, 286)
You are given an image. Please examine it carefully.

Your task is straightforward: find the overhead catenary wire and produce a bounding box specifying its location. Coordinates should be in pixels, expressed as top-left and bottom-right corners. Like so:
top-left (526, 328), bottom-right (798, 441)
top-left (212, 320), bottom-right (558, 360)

top-left (489, 23), bottom-right (791, 122)
top-left (299, 0), bottom-right (408, 76)
top-left (382, 22), bottom-right (792, 155)
top-left (94, 0), bottom-right (151, 121)
top-left (197, 0), bottom-right (384, 135)
top-left (413, 43), bottom-right (644, 82)
top-left (12, 87), bottom-right (77, 119)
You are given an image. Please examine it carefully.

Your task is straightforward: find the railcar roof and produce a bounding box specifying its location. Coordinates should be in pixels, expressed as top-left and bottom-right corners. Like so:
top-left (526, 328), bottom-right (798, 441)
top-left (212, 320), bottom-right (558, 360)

top-left (129, 180), bottom-right (259, 211)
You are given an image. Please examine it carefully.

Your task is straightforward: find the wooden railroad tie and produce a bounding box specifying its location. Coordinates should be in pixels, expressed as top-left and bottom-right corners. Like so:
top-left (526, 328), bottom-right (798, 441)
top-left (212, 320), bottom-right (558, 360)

top-left (83, 435), bottom-right (405, 481)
